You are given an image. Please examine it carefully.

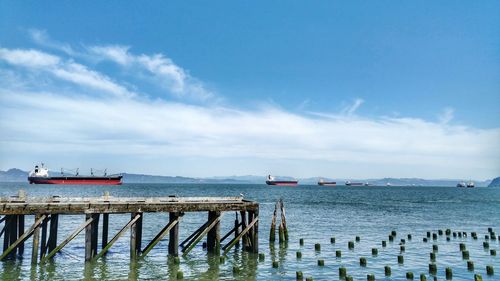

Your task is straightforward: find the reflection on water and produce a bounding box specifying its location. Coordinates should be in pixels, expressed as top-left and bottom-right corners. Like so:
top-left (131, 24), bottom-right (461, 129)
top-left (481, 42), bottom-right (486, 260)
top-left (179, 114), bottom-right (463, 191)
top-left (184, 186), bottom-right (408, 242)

top-left (0, 182), bottom-right (499, 280)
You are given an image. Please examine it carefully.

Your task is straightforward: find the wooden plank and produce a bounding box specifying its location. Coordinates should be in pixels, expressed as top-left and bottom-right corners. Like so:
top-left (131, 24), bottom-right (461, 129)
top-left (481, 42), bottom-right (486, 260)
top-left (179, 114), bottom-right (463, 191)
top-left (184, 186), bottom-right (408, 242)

top-left (31, 215), bottom-right (42, 264)
top-left (206, 211), bottom-right (221, 254)
top-left (168, 212), bottom-right (180, 256)
top-left (130, 212), bottom-right (142, 259)
top-left (141, 216), bottom-right (180, 257)
top-left (0, 198), bottom-right (258, 215)
top-left (222, 216), bottom-right (259, 255)
top-left (41, 216), bottom-right (94, 263)
top-left (102, 213), bottom-right (109, 249)
top-left (94, 213), bottom-right (141, 260)
top-left (182, 214), bottom-right (222, 255)
top-left (0, 214), bottom-right (45, 261)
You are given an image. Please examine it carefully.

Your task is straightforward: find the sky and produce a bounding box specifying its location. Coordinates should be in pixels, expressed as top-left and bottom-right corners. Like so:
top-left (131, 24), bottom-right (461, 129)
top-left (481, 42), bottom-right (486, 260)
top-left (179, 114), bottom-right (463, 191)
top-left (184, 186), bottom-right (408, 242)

top-left (0, 1), bottom-right (499, 180)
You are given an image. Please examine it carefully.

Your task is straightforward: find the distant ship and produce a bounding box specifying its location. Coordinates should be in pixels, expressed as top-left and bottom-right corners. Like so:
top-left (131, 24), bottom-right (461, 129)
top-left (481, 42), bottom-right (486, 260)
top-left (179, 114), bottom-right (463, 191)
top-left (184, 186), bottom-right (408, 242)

top-left (345, 181), bottom-right (363, 186)
top-left (318, 179), bottom-right (336, 186)
top-left (466, 181), bottom-right (475, 188)
top-left (386, 182), bottom-right (392, 187)
top-left (266, 175), bottom-right (298, 186)
top-left (456, 182), bottom-right (466, 188)
top-left (28, 163), bottom-right (122, 185)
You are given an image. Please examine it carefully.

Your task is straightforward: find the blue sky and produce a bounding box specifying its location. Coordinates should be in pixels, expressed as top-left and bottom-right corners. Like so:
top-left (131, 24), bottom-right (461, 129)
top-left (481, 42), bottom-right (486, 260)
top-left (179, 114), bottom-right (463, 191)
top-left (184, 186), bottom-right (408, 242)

top-left (1, 1), bottom-right (499, 179)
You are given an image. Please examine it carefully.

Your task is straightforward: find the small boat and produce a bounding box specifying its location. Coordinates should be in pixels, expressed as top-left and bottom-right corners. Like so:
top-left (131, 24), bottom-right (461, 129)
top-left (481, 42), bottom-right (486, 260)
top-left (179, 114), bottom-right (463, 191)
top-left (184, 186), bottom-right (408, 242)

top-left (466, 181), bottom-right (475, 188)
top-left (266, 175), bottom-right (298, 186)
top-left (456, 182), bottom-right (466, 188)
top-left (386, 182), bottom-right (392, 187)
top-left (28, 163), bottom-right (122, 185)
top-left (345, 181), bottom-right (363, 186)
top-left (318, 179), bottom-right (336, 186)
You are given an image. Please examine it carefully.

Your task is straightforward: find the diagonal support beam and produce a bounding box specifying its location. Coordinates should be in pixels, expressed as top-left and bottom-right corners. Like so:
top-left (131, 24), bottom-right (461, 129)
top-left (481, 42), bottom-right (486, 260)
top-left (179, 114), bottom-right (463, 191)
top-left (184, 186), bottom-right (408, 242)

top-left (221, 222), bottom-right (242, 243)
top-left (93, 214), bottom-right (141, 260)
top-left (0, 215), bottom-right (46, 261)
top-left (179, 220), bottom-right (209, 249)
top-left (223, 216), bottom-right (258, 255)
top-left (141, 216), bottom-right (181, 257)
top-left (182, 214), bottom-right (223, 255)
top-left (41, 216), bottom-right (94, 263)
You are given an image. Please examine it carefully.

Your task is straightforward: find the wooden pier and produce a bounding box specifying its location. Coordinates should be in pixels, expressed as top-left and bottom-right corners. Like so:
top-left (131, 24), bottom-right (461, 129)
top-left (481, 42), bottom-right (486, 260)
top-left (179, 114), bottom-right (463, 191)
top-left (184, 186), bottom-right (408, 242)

top-left (0, 192), bottom-right (259, 263)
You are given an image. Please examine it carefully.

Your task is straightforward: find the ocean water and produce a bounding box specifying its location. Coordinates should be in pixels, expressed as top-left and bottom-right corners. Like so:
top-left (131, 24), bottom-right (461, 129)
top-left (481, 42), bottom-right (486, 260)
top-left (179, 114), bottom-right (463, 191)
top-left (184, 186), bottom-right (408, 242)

top-left (0, 183), bottom-right (498, 280)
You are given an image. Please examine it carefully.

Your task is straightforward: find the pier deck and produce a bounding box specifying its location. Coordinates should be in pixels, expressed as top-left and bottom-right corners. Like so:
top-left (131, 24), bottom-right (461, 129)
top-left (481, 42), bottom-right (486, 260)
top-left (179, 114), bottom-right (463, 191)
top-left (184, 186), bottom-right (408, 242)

top-left (0, 193), bottom-right (259, 263)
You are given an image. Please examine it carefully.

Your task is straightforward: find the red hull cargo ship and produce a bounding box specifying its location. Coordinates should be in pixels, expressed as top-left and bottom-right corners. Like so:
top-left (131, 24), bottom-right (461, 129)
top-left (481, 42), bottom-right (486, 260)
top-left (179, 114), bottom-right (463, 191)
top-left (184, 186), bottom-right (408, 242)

top-left (265, 175), bottom-right (298, 186)
top-left (28, 164), bottom-right (122, 185)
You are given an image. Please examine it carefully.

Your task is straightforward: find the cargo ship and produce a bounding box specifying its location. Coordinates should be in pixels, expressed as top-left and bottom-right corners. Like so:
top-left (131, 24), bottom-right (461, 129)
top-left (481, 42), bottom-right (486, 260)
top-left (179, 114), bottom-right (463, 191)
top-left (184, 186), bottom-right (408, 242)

top-left (345, 181), bottom-right (363, 186)
top-left (266, 175), bottom-right (298, 186)
top-left (28, 164), bottom-right (122, 185)
top-left (318, 179), bottom-right (336, 186)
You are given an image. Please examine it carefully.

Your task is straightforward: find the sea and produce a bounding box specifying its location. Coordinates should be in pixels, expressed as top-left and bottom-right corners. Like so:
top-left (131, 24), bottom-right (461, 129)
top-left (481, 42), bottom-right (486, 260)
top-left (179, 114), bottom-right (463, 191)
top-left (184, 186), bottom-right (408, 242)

top-left (0, 183), bottom-right (498, 280)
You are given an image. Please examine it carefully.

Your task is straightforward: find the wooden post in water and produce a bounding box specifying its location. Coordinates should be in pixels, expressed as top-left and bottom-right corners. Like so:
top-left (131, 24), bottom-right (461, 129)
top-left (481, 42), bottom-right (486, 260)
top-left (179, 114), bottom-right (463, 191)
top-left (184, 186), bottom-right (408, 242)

top-left (249, 209), bottom-right (259, 253)
top-left (31, 214), bottom-right (42, 264)
top-left (269, 202), bottom-right (278, 243)
top-left (279, 199), bottom-right (288, 242)
top-left (48, 214), bottom-right (59, 253)
top-left (169, 212), bottom-right (180, 256)
top-left (102, 213), bottom-right (109, 249)
top-left (130, 212), bottom-right (143, 259)
top-left (85, 213), bottom-right (100, 261)
top-left (234, 212), bottom-right (240, 247)
top-left (17, 215), bottom-right (25, 255)
top-left (40, 216), bottom-right (49, 259)
top-left (207, 211), bottom-right (221, 255)
top-left (8, 215), bottom-right (18, 259)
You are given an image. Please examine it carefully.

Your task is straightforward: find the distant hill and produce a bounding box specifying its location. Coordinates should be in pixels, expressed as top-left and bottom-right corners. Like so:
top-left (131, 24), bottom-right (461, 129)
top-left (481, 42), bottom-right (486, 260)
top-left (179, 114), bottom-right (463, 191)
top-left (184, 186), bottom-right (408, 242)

top-left (488, 177), bottom-right (500, 187)
top-left (0, 168), bottom-right (494, 186)
top-left (0, 168), bottom-right (28, 182)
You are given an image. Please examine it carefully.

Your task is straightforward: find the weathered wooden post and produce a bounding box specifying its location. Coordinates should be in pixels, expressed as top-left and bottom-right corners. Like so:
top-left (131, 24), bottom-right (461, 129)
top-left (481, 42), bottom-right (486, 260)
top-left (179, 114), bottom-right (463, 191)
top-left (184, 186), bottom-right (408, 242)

top-left (249, 209), bottom-right (259, 253)
top-left (40, 216), bottom-right (49, 259)
top-left (17, 215), bottom-right (25, 255)
top-left (269, 202), bottom-right (278, 243)
top-left (234, 212), bottom-right (240, 247)
top-left (85, 213), bottom-right (100, 261)
top-left (169, 212), bottom-right (180, 256)
top-left (130, 212), bottom-right (143, 259)
top-left (102, 213), bottom-right (109, 249)
top-left (31, 214), bottom-right (42, 264)
top-left (207, 211), bottom-right (221, 255)
top-left (48, 214), bottom-right (59, 253)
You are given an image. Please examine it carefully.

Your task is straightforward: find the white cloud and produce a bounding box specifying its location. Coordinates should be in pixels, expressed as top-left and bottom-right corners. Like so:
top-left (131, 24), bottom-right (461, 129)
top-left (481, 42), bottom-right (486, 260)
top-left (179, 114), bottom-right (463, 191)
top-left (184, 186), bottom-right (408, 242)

top-left (1, 37), bottom-right (499, 179)
top-left (0, 48), bottom-right (134, 98)
top-left (0, 48), bottom-right (60, 67)
top-left (89, 45), bottom-right (214, 100)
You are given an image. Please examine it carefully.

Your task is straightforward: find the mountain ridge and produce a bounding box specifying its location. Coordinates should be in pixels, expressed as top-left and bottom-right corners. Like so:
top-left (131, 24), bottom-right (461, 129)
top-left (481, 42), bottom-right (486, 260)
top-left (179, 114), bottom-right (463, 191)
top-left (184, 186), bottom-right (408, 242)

top-left (0, 168), bottom-right (494, 186)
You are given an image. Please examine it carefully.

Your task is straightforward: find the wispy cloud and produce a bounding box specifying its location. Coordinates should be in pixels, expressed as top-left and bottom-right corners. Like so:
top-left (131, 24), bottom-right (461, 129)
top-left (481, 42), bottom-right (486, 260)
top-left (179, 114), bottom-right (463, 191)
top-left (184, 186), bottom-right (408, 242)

top-left (342, 98), bottom-right (364, 116)
top-left (1, 32), bottom-right (499, 179)
top-left (438, 107), bottom-right (454, 124)
top-left (0, 47), bottom-right (134, 98)
top-left (89, 45), bottom-right (214, 101)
